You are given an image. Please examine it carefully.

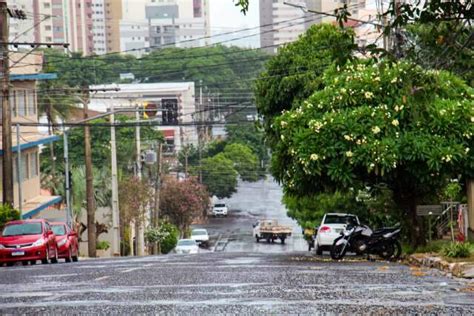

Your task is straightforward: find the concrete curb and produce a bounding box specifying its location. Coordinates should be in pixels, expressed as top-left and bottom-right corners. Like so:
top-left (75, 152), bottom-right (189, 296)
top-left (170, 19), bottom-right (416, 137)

top-left (408, 253), bottom-right (474, 278)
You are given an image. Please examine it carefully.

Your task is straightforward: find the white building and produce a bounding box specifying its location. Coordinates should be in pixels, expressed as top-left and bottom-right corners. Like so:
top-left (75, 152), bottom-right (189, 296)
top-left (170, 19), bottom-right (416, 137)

top-left (92, 0), bottom-right (107, 55)
top-left (119, 20), bottom-right (150, 58)
top-left (260, 0), bottom-right (368, 53)
top-left (88, 82), bottom-right (198, 152)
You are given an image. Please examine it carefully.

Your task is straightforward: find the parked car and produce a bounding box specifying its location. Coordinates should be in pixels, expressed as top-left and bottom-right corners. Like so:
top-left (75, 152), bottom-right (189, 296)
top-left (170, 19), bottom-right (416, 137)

top-left (174, 239), bottom-right (199, 254)
top-left (190, 229), bottom-right (209, 245)
top-left (50, 222), bottom-right (79, 263)
top-left (0, 219), bottom-right (58, 266)
top-left (314, 213), bottom-right (360, 255)
top-left (212, 203), bottom-right (228, 217)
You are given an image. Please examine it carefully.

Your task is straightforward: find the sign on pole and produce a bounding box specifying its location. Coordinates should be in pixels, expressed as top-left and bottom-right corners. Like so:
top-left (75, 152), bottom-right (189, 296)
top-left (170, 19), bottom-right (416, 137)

top-left (416, 205), bottom-right (443, 216)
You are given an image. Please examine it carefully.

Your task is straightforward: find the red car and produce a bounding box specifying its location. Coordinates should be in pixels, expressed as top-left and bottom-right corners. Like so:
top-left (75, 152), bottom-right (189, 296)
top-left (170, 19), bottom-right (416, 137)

top-left (50, 222), bottom-right (79, 263)
top-left (0, 219), bottom-right (58, 266)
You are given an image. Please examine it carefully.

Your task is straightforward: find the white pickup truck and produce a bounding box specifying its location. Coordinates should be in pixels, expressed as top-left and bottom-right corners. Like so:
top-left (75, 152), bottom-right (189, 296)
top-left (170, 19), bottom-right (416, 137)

top-left (253, 219), bottom-right (292, 244)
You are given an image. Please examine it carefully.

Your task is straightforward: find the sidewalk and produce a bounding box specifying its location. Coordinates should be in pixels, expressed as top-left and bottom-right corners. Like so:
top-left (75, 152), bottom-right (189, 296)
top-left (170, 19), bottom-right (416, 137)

top-left (408, 253), bottom-right (474, 278)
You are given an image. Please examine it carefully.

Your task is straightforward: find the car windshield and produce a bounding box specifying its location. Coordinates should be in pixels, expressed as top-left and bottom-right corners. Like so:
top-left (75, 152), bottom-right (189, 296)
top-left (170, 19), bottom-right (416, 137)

top-left (324, 215), bottom-right (358, 225)
top-left (214, 204), bottom-right (226, 207)
top-left (192, 230), bottom-right (207, 236)
top-left (51, 225), bottom-right (66, 236)
top-left (177, 240), bottom-right (196, 246)
top-left (2, 223), bottom-right (43, 236)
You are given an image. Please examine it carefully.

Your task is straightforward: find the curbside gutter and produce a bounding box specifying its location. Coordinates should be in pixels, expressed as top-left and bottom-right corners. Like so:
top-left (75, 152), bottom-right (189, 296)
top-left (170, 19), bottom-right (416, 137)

top-left (408, 253), bottom-right (474, 279)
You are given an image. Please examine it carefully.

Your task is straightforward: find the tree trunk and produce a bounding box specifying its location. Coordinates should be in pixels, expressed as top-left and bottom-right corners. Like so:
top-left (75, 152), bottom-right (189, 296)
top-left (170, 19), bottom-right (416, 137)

top-left (393, 184), bottom-right (425, 249)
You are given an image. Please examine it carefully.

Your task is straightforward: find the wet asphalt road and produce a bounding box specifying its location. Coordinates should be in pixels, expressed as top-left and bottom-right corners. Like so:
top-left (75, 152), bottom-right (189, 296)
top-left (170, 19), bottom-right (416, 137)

top-left (193, 178), bottom-right (308, 253)
top-left (0, 252), bottom-right (473, 314)
top-left (1, 179), bottom-right (473, 314)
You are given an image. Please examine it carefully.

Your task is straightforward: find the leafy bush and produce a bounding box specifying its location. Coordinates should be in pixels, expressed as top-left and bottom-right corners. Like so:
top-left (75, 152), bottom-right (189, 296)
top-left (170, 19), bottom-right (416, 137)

top-left (96, 241), bottom-right (111, 250)
top-left (0, 204), bottom-right (20, 229)
top-left (442, 242), bottom-right (472, 258)
top-left (157, 222), bottom-right (179, 254)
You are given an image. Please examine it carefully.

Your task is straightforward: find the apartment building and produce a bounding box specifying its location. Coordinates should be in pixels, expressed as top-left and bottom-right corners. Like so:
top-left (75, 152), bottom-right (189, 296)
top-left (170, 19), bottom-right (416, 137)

top-left (119, 0), bottom-right (210, 57)
top-left (1, 53), bottom-right (61, 218)
top-left (260, 0), bottom-right (367, 53)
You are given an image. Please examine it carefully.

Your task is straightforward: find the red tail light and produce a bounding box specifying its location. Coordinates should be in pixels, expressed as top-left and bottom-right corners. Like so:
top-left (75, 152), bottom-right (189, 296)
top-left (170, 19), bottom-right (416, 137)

top-left (320, 226), bottom-right (331, 233)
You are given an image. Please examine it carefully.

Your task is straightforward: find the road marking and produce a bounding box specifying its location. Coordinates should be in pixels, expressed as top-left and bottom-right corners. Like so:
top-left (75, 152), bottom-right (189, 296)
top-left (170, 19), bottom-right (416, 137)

top-left (94, 276), bottom-right (110, 281)
top-left (121, 267), bottom-right (142, 273)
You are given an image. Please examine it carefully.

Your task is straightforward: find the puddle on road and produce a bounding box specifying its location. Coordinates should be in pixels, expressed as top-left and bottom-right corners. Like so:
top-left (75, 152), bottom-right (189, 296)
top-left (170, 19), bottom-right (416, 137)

top-left (222, 257), bottom-right (262, 265)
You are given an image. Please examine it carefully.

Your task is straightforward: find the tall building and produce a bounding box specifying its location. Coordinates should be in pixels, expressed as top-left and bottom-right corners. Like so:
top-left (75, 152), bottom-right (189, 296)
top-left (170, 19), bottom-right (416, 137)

top-left (104, 0), bottom-right (122, 53)
top-left (260, 0), bottom-right (367, 53)
top-left (92, 0), bottom-right (107, 55)
top-left (119, 0), bottom-right (210, 57)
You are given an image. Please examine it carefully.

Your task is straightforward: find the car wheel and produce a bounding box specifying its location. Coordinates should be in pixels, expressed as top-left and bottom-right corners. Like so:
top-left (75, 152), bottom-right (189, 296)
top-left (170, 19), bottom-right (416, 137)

top-left (6, 262), bottom-right (15, 267)
top-left (22, 261), bottom-right (29, 266)
top-left (72, 247), bottom-right (79, 262)
top-left (41, 248), bottom-right (49, 264)
top-left (315, 243), bottom-right (323, 256)
top-left (50, 248), bottom-right (58, 264)
top-left (30, 260), bottom-right (36, 265)
top-left (65, 247), bottom-right (72, 263)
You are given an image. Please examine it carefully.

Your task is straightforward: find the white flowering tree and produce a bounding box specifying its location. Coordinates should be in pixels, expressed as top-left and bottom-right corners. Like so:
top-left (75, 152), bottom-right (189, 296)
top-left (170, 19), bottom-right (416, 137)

top-left (272, 60), bottom-right (473, 245)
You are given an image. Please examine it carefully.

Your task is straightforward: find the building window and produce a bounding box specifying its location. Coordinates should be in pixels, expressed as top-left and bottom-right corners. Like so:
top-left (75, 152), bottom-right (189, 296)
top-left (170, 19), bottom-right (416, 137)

top-left (21, 153), bottom-right (28, 180)
top-left (17, 90), bottom-right (26, 116)
top-left (9, 90), bottom-right (16, 117)
top-left (45, 25), bottom-right (51, 31)
top-left (44, 3), bottom-right (50, 9)
top-left (29, 152), bottom-right (38, 178)
top-left (27, 90), bottom-right (35, 116)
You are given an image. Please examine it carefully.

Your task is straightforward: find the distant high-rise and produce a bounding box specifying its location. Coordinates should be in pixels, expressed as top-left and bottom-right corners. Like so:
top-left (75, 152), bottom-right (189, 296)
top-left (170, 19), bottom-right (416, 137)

top-left (8, 0), bottom-right (122, 56)
top-left (259, 0), bottom-right (367, 53)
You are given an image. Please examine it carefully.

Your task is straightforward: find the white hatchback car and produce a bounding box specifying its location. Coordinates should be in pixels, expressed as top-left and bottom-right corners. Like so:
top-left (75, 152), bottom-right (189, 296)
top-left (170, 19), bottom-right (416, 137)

top-left (212, 203), bottom-right (228, 217)
top-left (190, 229), bottom-right (209, 245)
top-left (314, 213), bottom-right (360, 255)
top-left (174, 239), bottom-right (199, 254)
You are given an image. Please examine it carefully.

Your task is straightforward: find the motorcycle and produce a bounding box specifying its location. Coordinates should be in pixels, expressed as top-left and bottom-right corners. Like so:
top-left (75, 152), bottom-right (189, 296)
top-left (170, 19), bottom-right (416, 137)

top-left (330, 224), bottom-right (401, 261)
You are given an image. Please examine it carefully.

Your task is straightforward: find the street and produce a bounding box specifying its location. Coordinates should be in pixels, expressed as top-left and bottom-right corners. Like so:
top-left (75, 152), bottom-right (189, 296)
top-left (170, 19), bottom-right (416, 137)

top-left (193, 178), bottom-right (307, 253)
top-left (1, 179), bottom-right (474, 314)
top-left (0, 253), bottom-right (473, 314)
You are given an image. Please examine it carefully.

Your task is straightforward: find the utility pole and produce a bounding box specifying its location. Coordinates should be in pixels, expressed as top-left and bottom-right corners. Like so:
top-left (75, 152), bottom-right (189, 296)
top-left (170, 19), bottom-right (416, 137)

top-left (1, 1), bottom-right (14, 207)
top-left (83, 87), bottom-right (96, 258)
top-left (198, 80), bottom-right (203, 183)
top-left (16, 124), bottom-right (21, 212)
top-left (152, 142), bottom-right (162, 254)
top-left (110, 101), bottom-right (120, 257)
top-left (135, 105), bottom-right (145, 256)
top-left (63, 126), bottom-right (72, 229)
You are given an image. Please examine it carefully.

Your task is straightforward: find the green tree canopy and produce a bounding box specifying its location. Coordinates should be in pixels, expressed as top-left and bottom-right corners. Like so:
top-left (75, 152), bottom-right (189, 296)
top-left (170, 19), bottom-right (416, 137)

top-left (273, 60), bottom-right (473, 244)
top-left (221, 143), bottom-right (259, 182)
top-left (200, 154), bottom-right (238, 198)
top-left (255, 24), bottom-right (354, 144)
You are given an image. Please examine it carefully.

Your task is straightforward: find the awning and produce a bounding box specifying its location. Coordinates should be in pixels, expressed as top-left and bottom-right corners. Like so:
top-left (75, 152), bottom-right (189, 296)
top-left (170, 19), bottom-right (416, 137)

top-left (162, 130), bottom-right (175, 139)
top-left (21, 195), bottom-right (63, 219)
top-left (10, 73), bottom-right (58, 81)
top-left (0, 134), bottom-right (60, 155)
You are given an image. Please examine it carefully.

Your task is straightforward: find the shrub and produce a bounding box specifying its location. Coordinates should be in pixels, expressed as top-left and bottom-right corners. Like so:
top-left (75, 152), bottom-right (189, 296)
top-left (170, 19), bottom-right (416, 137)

top-left (96, 240), bottom-right (111, 250)
top-left (442, 242), bottom-right (472, 258)
top-left (0, 204), bottom-right (20, 229)
top-left (158, 222), bottom-right (179, 254)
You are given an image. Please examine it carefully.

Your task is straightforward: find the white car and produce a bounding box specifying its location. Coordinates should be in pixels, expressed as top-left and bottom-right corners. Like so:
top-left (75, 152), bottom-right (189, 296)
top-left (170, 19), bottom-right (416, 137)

top-left (212, 203), bottom-right (228, 217)
top-left (174, 239), bottom-right (199, 254)
top-left (314, 213), bottom-right (360, 255)
top-left (190, 229), bottom-right (209, 245)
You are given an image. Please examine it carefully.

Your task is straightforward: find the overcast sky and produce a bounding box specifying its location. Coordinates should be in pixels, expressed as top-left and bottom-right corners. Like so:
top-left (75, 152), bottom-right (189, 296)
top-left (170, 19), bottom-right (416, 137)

top-left (209, 0), bottom-right (260, 47)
